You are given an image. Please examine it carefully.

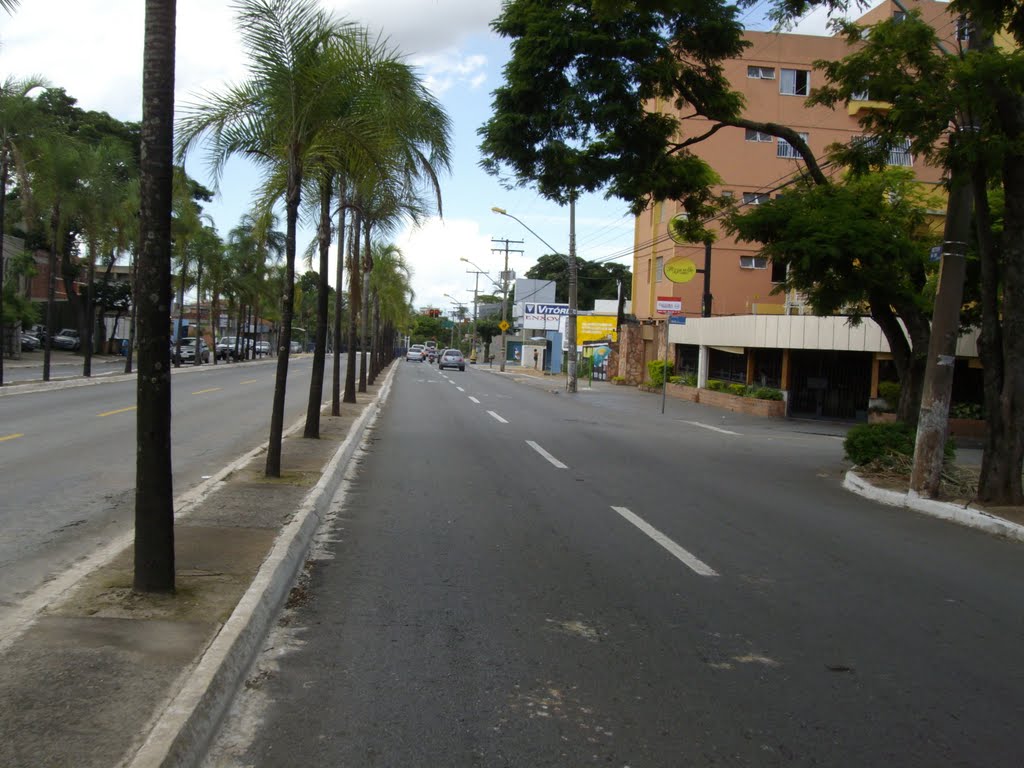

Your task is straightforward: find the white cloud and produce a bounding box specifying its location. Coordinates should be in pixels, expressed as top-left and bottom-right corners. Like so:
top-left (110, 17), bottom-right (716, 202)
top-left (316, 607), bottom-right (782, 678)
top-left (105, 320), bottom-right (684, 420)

top-left (394, 216), bottom-right (527, 312)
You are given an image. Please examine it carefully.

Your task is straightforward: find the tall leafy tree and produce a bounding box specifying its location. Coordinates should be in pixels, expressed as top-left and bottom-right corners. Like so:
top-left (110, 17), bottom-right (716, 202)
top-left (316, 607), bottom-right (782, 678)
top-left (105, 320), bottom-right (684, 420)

top-left (730, 169), bottom-right (942, 422)
top-left (762, 0), bottom-right (1024, 503)
top-left (525, 253), bottom-right (632, 309)
top-left (134, 0), bottom-right (177, 594)
top-left (177, 0), bottom-right (356, 476)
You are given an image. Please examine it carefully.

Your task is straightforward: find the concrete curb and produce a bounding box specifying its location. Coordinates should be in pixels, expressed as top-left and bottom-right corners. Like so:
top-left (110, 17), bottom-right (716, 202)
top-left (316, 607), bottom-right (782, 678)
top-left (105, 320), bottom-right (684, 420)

top-left (126, 363), bottom-right (399, 768)
top-left (843, 470), bottom-right (1024, 543)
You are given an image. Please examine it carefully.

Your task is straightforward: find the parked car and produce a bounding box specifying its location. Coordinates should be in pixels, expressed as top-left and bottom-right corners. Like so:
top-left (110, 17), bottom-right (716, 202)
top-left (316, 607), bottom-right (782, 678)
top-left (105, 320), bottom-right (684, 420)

top-left (51, 331), bottom-right (80, 351)
top-left (20, 333), bottom-right (39, 352)
top-left (216, 336), bottom-right (253, 360)
top-left (289, 340), bottom-right (302, 353)
top-left (255, 341), bottom-right (271, 356)
top-left (438, 349), bottom-right (465, 371)
top-left (173, 338), bottom-right (210, 364)
top-left (406, 344), bottom-right (425, 362)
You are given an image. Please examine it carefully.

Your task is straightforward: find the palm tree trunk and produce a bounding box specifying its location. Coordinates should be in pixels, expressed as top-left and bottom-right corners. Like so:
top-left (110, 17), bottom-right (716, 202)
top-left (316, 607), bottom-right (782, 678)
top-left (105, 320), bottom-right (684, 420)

top-left (84, 237), bottom-right (96, 377)
top-left (304, 173), bottom-right (332, 438)
top-left (0, 152), bottom-right (8, 385)
top-left (134, 0), bottom-right (177, 594)
top-left (358, 224), bottom-right (370, 393)
top-left (192, 257), bottom-right (203, 366)
top-left (344, 213), bottom-right (360, 404)
top-left (369, 293), bottom-right (380, 384)
top-left (265, 156), bottom-right (299, 477)
top-left (332, 183), bottom-right (347, 416)
top-left (124, 250), bottom-right (137, 374)
top-left (43, 208), bottom-right (59, 382)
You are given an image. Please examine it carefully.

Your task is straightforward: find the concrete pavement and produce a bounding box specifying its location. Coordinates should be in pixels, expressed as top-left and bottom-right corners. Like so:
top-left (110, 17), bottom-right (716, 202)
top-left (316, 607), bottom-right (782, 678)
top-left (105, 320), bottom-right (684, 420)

top-left (0, 356), bottom-right (1020, 767)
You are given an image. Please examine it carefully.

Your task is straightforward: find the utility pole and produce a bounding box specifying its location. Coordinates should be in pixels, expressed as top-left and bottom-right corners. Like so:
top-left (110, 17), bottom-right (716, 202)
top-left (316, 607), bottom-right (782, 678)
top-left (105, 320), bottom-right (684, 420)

top-left (566, 195), bottom-right (579, 393)
top-left (465, 267), bottom-right (484, 361)
top-left (909, 12), bottom-right (975, 498)
top-left (491, 237), bottom-right (523, 372)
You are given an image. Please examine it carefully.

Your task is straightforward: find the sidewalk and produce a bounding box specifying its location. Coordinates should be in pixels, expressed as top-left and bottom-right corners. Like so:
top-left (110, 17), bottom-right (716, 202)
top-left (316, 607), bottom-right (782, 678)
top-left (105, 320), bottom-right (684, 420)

top-left (0, 362), bottom-right (395, 768)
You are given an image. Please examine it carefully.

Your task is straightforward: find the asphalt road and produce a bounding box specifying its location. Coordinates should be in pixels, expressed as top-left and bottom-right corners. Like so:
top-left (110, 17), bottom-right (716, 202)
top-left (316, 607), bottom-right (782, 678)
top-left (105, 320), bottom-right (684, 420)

top-left (0, 354), bottom-right (336, 609)
top-left (205, 362), bottom-right (1024, 767)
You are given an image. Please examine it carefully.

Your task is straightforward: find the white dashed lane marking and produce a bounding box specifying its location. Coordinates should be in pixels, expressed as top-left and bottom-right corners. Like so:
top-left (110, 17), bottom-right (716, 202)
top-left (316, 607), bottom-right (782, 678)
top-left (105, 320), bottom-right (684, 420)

top-left (610, 506), bottom-right (718, 577)
top-left (525, 440), bottom-right (568, 469)
top-left (488, 411), bottom-right (508, 424)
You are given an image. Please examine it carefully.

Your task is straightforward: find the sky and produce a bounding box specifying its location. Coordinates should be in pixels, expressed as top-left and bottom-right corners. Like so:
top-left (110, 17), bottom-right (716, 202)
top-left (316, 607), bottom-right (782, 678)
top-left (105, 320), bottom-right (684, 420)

top-left (0, 0), bottom-right (842, 316)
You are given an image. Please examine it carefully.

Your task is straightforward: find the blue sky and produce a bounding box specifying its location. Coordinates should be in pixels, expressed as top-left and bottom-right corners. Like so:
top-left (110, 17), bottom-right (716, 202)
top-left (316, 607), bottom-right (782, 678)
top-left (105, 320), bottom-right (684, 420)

top-left (1, 0), bottom-right (838, 314)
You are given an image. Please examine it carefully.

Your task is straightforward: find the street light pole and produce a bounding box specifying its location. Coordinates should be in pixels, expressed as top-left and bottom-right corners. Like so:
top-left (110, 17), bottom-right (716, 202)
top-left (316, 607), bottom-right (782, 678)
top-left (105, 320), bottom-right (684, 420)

top-left (491, 204), bottom-right (578, 390)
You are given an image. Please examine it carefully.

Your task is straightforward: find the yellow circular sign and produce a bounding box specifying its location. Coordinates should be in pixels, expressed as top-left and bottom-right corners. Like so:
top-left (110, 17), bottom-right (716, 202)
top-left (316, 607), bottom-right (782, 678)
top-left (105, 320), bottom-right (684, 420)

top-left (498, 320), bottom-right (510, 332)
top-left (664, 258), bottom-right (697, 283)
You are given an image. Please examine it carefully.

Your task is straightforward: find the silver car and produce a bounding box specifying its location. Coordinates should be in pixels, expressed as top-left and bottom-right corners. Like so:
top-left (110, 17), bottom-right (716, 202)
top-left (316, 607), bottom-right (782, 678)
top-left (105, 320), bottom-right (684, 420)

top-left (438, 349), bottom-right (465, 371)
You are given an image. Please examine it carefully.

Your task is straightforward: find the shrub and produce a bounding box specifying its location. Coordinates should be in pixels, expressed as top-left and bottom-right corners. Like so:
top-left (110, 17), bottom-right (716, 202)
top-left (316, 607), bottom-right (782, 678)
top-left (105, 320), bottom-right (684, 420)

top-left (844, 422), bottom-right (955, 466)
top-left (642, 379), bottom-right (657, 389)
top-left (647, 359), bottom-right (670, 387)
top-left (679, 372), bottom-right (697, 386)
top-left (950, 402), bottom-right (983, 420)
top-left (727, 382), bottom-right (747, 396)
top-left (747, 386), bottom-right (784, 401)
top-left (706, 379), bottom-right (727, 392)
top-left (668, 375), bottom-right (685, 384)
top-left (611, 375), bottom-right (625, 383)
top-left (877, 381), bottom-right (901, 411)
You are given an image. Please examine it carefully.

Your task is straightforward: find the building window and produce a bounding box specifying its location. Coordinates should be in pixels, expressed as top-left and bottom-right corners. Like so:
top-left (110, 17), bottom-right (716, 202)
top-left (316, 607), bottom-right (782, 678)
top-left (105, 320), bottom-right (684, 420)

top-left (957, 15), bottom-right (971, 41)
top-left (851, 87), bottom-right (870, 101)
top-left (745, 128), bottom-right (773, 143)
top-left (888, 138), bottom-right (913, 167)
top-left (742, 192), bottom-right (769, 206)
top-left (720, 190), bottom-right (734, 198)
top-left (655, 256), bottom-right (664, 283)
top-left (740, 256), bottom-right (769, 269)
top-left (747, 65), bottom-right (775, 80)
top-left (777, 132), bottom-right (808, 159)
top-left (893, 10), bottom-right (906, 22)
top-left (770, 259), bottom-right (787, 283)
top-left (780, 68), bottom-right (809, 96)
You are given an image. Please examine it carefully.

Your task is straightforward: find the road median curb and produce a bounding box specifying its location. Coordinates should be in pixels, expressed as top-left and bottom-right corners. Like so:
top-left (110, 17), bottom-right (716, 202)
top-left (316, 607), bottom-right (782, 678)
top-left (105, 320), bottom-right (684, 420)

top-left (843, 470), bottom-right (1024, 543)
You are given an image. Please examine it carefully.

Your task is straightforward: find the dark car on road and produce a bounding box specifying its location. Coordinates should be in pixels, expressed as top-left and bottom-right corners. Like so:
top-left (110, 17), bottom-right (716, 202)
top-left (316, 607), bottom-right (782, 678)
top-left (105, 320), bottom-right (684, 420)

top-left (438, 349), bottom-right (465, 371)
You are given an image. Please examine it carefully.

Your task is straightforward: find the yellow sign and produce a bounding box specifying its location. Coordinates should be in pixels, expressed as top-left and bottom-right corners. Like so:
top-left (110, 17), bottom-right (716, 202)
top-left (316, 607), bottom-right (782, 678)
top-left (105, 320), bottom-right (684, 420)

top-left (576, 315), bottom-right (618, 344)
top-left (498, 320), bottom-right (510, 332)
top-left (664, 257), bottom-right (697, 284)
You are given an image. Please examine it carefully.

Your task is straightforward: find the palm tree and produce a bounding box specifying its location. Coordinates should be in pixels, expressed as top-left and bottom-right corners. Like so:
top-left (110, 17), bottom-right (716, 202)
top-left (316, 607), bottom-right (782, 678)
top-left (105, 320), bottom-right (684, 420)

top-left (30, 134), bottom-right (83, 382)
top-left (77, 138), bottom-right (134, 376)
top-left (0, 74), bottom-right (46, 384)
top-left (368, 242), bottom-right (413, 376)
top-left (134, 0), bottom-right (177, 594)
top-left (177, 0), bottom-right (361, 477)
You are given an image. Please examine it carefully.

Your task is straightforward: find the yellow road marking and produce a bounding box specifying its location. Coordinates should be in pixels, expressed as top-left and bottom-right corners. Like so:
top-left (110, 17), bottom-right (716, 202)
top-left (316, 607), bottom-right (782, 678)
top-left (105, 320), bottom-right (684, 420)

top-left (191, 387), bottom-right (222, 395)
top-left (240, 379), bottom-right (258, 385)
top-left (0, 433), bottom-right (24, 442)
top-left (97, 406), bottom-right (137, 418)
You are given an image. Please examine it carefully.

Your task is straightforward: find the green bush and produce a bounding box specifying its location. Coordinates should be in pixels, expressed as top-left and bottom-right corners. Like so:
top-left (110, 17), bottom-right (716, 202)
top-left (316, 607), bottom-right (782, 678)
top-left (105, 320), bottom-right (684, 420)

top-left (746, 386), bottom-right (784, 401)
top-left (950, 402), bottom-right (983, 420)
top-left (706, 379), bottom-right (727, 392)
top-left (844, 422), bottom-right (955, 466)
top-left (611, 375), bottom-right (625, 383)
top-left (679, 372), bottom-right (697, 386)
top-left (727, 382), bottom-right (747, 396)
top-left (668, 375), bottom-right (685, 384)
top-left (647, 360), bottom-right (670, 387)
top-left (877, 381), bottom-right (901, 411)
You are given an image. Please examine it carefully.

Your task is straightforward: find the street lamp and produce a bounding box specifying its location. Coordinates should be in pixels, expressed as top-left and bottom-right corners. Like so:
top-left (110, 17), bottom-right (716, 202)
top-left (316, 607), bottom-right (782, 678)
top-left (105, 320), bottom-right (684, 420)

top-left (491, 203), bottom-right (579, 392)
top-left (444, 293), bottom-right (468, 348)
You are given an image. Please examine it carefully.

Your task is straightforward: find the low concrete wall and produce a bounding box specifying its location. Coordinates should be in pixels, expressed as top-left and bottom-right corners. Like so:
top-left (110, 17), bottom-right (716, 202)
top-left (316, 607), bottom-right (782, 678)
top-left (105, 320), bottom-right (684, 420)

top-left (644, 382), bottom-right (786, 418)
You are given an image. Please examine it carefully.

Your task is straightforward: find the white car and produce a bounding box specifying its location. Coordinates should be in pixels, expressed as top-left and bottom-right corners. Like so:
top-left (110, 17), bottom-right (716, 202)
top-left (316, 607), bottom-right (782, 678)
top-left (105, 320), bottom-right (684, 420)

top-left (406, 344), bottom-right (425, 362)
